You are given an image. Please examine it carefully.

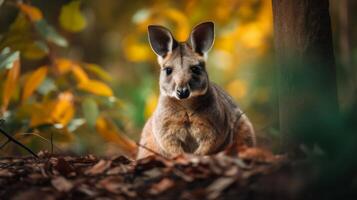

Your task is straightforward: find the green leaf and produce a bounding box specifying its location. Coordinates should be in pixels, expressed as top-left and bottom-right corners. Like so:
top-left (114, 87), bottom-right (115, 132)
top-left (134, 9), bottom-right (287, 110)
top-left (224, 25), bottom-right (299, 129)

top-left (37, 77), bottom-right (57, 95)
top-left (85, 63), bottom-right (113, 82)
top-left (0, 14), bottom-right (48, 60)
top-left (67, 118), bottom-right (85, 132)
top-left (0, 47), bottom-right (20, 70)
top-left (35, 20), bottom-right (68, 47)
top-left (82, 97), bottom-right (99, 127)
top-left (59, 0), bottom-right (87, 33)
top-left (22, 41), bottom-right (48, 59)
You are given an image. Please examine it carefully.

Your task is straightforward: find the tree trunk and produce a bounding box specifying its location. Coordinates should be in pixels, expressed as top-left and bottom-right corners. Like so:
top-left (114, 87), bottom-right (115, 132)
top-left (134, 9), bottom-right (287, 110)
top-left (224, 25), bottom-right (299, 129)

top-left (272, 0), bottom-right (339, 152)
top-left (338, 0), bottom-right (355, 111)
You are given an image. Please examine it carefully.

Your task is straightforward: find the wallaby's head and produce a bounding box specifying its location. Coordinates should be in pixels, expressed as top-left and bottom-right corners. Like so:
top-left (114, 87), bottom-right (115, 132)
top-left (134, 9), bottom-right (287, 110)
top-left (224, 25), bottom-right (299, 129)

top-left (148, 22), bottom-right (214, 100)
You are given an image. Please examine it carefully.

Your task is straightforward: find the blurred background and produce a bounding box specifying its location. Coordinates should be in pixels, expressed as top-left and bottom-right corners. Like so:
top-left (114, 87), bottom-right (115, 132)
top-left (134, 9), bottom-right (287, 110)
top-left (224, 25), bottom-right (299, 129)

top-left (0, 0), bottom-right (356, 157)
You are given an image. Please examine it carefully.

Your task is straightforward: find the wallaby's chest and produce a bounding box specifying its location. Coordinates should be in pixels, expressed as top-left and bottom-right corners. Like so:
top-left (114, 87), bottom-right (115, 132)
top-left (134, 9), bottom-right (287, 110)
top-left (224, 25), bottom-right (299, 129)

top-left (165, 110), bottom-right (216, 133)
top-left (154, 108), bottom-right (227, 153)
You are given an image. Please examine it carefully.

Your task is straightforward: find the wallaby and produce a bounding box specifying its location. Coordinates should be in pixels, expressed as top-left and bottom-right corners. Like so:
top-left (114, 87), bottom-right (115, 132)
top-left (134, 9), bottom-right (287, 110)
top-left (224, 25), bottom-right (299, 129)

top-left (137, 22), bottom-right (255, 159)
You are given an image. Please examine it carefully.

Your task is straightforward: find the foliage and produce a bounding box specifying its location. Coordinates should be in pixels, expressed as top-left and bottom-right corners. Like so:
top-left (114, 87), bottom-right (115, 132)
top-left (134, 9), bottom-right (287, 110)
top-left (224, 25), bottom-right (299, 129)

top-left (1, 0), bottom-right (353, 157)
top-left (0, 0), bottom-right (277, 156)
top-left (0, 1), bottom-right (135, 157)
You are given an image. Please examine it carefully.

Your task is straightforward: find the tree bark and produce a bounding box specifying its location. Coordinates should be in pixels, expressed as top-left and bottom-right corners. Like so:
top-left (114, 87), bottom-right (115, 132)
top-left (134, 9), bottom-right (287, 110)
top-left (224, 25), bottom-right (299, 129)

top-left (338, 0), bottom-right (355, 111)
top-left (272, 0), bottom-right (339, 152)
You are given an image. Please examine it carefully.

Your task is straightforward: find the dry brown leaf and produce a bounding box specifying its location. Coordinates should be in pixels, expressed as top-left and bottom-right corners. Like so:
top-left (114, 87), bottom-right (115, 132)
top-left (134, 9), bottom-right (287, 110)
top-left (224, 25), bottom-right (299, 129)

top-left (148, 178), bottom-right (175, 195)
top-left (85, 159), bottom-right (112, 175)
top-left (97, 177), bottom-right (122, 193)
top-left (54, 158), bottom-right (75, 176)
top-left (239, 147), bottom-right (280, 163)
top-left (0, 169), bottom-right (14, 177)
top-left (51, 176), bottom-right (73, 192)
top-left (206, 177), bottom-right (236, 200)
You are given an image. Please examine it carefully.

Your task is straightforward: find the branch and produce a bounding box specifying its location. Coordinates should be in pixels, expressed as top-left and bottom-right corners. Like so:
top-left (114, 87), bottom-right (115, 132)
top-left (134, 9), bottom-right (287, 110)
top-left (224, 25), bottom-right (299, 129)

top-left (0, 127), bottom-right (38, 158)
top-left (136, 142), bottom-right (169, 160)
top-left (0, 139), bottom-right (10, 149)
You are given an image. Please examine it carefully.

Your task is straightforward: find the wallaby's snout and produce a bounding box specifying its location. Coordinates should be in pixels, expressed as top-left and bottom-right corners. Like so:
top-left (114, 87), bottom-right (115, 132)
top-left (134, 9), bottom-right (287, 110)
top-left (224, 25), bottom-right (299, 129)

top-left (148, 22), bottom-right (214, 100)
top-left (176, 86), bottom-right (190, 99)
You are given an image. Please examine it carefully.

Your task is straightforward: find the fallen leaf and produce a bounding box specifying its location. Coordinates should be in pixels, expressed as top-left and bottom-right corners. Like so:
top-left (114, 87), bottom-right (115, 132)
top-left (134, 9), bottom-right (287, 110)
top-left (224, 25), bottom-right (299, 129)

top-left (239, 147), bottom-right (281, 163)
top-left (54, 158), bottom-right (75, 177)
top-left (85, 160), bottom-right (111, 175)
top-left (149, 178), bottom-right (174, 195)
top-left (97, 177), bottom-right (122, 193)
top-left (0, 169), bottom-right (14, 177)
top-left (206, 177), bottom-right (236, 200)
top-left (51, 176), bottom-right (73, 192)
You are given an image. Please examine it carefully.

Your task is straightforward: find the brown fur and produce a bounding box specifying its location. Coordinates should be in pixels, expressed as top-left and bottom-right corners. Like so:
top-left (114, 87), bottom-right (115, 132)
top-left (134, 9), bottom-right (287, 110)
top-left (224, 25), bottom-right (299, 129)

top-left (137, 22), bottom-right (255, 159)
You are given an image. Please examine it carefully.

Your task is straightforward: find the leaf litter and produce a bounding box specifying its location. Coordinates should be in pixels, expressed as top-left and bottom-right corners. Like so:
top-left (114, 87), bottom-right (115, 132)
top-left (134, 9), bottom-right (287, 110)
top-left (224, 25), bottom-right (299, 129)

top-left (0, 148), bottom-right (316, 200)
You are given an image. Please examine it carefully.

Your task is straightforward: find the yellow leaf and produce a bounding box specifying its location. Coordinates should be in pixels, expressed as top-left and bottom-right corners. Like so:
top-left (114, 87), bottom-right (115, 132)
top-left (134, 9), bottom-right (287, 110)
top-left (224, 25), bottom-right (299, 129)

top-left (29, 92), bottom-right (75, 127)
top-left (95, 116), bottom-right (137, 158)
top-left (29, 102), bottom-right (54, 127)
top-left (55, 58), bottom-right (74, 74)
top-left (125, 43), bottom-right (152, 62)
top-left (226, 79), bottom-right (248, 101)
top-left (17, 3), bottom-right (43, 22)
top-left (164, 9), bottom-right (189, 41)
top-left (123, 36), bottom-right (152, 62)
top-left (55, 58), bottom-right (89, 83)
top-left (144, 93), bottom-right (158, 119)
top-left (0, 15), bottom-right (47, 60)
top-left (59, 0), bottom-right (87, 32)
top-left (22, 42), bottom-right (48, 60)
top-left (51, 92), bottom-right (74, 126)
top-left (78, 80), bottom-right (113, 97)
top-left (72, 65), bottom-right (89, 84)
top-left (85, 63), bottom-right (113, 82)
top-left (2, 60), bottom-right (20, 112)
top-left (22, 66), bottom-right (48, 101)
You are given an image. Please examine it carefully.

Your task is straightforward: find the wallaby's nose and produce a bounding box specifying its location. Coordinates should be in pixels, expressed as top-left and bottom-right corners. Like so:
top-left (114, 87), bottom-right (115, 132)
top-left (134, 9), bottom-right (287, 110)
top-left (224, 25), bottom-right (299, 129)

top-left (176, 87), bottom-right (190, 99)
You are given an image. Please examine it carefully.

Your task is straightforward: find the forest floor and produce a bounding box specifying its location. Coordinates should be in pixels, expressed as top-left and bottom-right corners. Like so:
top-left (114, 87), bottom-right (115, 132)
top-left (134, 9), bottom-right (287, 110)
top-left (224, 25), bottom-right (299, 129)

top-left (0, 148), bottom-right (346, 200)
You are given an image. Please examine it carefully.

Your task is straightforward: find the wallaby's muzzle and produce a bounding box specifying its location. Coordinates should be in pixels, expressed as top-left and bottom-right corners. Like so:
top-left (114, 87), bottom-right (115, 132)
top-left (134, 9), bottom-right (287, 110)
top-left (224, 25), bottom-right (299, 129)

top-left (176, 87), bottom-right (190, 99)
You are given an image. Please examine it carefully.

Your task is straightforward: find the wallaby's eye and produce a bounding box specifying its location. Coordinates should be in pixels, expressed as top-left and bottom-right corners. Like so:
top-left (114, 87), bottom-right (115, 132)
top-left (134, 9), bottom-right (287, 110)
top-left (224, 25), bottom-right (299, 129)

top-left (190, 65), bottom-right (201, 74)
top-left (163, 67), bottom-right (173, 76)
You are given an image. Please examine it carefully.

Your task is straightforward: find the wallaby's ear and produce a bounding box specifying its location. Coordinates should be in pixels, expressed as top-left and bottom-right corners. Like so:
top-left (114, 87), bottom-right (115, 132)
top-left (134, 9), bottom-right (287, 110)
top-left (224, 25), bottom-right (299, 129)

top-left (148, 25), bottom-right (178, 57)
top-left (190, 21), bottom-right (214, 55)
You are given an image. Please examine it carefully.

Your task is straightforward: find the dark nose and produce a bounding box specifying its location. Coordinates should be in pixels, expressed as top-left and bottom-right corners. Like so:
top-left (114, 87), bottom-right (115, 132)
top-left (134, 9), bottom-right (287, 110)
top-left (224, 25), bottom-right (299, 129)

top-left (176, 87), bottom-right (190, 99)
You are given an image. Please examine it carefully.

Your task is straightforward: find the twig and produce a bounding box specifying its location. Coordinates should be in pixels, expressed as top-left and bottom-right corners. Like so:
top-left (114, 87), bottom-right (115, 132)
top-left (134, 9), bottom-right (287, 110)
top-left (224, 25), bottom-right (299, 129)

top-left (136, 142), bottom-right (193, 181)
top-left (0, 127), bottom-right (38, 158)
top-left (50, 131), bottom-right (53, 154)
top-left (0, 139), bottom-right (10, 149)
top-left (136, 142), bottom-right (170, 160)
top-left (20, 132), bottom-right (61, 152)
